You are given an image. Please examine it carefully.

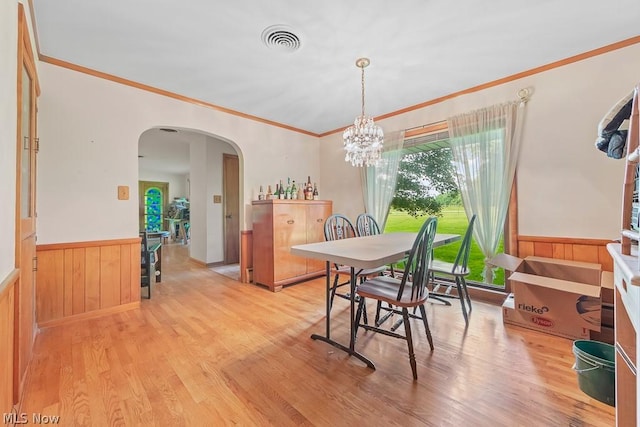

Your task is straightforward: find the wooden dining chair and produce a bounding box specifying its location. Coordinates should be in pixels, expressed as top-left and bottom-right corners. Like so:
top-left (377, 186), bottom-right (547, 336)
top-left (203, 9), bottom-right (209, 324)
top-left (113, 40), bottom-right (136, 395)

top-left (354, 216), bottom-right (438, 380)
top-left (140, 231), bottom-right (153, 299)
top-left (355, 213), bottom-right (398, 326)
top-left (324, 214), bottom-right (387, 314)
top-left (428, 213), bottom-right (477, 324)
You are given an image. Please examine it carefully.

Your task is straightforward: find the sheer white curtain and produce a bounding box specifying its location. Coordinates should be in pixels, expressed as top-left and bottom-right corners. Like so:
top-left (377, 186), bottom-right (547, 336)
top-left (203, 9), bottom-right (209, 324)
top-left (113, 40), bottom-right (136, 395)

top-left (447, 100), bottom-right (526, 283)
top-left (361, 130), bottom-right (405, 230)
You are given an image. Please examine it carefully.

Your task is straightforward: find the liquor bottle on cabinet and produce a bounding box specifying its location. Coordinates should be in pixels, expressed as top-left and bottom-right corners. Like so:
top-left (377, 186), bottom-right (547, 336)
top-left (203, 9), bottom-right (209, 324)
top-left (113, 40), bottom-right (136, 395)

top-left (313, 183), bottom-right (319, 200)
top-left (273, 184), bottom-right (280, 199)
top-left (279, 180), bottom-right (285, 199)
top-left (266, 185), bottom-right (273, 200)
top-left (291, 180), bottom-right (298, 199)
top-left (305, 176), bottom-right (313, 200)
top-left (285, 178), bottom-right (292, 199)
top-left (258, 185), bottom-right (265, 201)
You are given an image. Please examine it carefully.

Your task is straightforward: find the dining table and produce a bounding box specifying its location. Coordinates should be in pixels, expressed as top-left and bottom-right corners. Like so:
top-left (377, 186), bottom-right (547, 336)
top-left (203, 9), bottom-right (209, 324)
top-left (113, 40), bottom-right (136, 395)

top-left (290, 231), bottom-right (460, 370)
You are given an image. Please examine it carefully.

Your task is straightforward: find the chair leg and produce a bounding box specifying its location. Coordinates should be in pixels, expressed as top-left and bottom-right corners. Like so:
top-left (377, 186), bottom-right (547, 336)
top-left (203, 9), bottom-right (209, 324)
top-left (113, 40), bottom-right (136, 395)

top-left (461, 276), bottom-right (472, 313)
top-left (361, 298), bottom-right (368, 325)
top-left (455, 276), bottom-right (469, 324)
top-left (418, 304), bottom-right (434, 350)
top-left (354, 297), bottom-right (366, 338)
top-left (329, 273), bottom-right (340, 311)
top-left (402, 308), bottom-right (418, 380)
top-left (375, 300), bottom-right (382, 324)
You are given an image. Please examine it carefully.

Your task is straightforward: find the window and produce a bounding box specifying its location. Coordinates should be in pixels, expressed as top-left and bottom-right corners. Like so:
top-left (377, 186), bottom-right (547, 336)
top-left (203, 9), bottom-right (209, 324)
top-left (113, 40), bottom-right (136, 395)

top-left (144, 187), bottom-right (163, 232)
top-left (388, 128), bottom-right (508, 288)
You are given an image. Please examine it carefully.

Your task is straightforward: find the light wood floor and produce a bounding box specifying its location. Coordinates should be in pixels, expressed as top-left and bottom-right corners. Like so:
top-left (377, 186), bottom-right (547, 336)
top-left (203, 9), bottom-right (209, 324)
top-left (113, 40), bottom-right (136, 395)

top-left (20, 243), bottom-right (615, 426)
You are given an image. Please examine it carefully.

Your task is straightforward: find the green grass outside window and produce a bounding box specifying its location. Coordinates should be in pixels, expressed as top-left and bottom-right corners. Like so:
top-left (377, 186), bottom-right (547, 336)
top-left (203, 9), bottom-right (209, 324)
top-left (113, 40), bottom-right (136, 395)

top-left (384, 207), bottom-right (505, 286)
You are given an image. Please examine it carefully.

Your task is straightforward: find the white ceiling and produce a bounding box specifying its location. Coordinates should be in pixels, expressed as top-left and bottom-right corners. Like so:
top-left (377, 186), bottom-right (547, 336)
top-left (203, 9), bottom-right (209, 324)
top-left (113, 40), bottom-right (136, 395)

top-left (32, 0), bottom-right (640, 138)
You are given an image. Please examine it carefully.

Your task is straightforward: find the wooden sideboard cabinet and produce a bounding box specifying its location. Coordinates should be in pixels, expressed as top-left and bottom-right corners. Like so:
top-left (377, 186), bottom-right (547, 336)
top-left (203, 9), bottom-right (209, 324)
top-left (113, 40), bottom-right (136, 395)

top-left (252, 199), bottom-right (332, 292)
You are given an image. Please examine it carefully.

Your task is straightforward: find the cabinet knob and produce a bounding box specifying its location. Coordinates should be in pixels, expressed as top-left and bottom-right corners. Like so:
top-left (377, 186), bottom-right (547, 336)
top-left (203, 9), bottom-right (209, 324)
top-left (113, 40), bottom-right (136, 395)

top-left (317, 218), bottom-right (323, 223)
top-left (287, 220), bottom-right (295, 224)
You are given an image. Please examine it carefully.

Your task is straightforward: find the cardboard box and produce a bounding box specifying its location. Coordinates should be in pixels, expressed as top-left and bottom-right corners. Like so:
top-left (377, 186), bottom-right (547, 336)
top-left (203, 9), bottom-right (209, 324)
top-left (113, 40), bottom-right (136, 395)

top-left (491, 254), bottom-right (602, 334)
top-left (502, 294), bottom-right (590, 340)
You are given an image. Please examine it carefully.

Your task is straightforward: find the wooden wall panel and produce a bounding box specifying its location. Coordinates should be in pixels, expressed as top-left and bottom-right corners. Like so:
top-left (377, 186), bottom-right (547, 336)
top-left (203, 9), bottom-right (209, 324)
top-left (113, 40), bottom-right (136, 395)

top-left (99, 245), bottom-right (121, 309)
top-left (36, 238), bottom-right (141, 327)
top-left (85, 247), bottom-right (101, 312)
top-left (120, 244), bottom-right (132, 304)
top-left (72, 248), bottom-right (85, 315)
top-left (517, 236), bottom-right (614, 271)
top-left (0, 271), bottom-right (17, 415)
top-left (63, 249), bottom-right (73, 317)
top-left (36, 250), bottom-right (64, 323)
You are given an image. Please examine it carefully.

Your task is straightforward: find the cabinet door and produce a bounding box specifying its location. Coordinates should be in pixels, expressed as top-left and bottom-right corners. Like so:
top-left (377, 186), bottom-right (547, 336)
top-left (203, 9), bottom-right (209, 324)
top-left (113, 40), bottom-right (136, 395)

top-left (252, 204), bottom-right (274, 287)
top-left (273, 204), bottom-right (307, 282)
top-left (306, 203), bottom-right (332, 273)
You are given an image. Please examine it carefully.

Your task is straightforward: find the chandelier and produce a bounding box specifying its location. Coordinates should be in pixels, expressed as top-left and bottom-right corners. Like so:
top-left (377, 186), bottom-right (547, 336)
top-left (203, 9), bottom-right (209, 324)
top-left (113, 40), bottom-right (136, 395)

top-left (343, 58), bottom-right (384, 167)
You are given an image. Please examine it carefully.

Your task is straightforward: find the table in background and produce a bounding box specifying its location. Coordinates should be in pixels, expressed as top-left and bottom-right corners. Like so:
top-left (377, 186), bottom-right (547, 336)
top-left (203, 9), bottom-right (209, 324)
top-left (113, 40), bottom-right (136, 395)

top-left (165, 218), bottom-right (190, 244)
top-left (291, 232), bottom-right (460, 369)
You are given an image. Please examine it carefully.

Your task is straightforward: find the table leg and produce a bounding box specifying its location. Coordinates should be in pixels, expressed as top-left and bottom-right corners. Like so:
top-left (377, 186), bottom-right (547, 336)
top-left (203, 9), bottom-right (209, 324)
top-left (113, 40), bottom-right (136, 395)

top-left (310, 263), bottom-right (375, 370)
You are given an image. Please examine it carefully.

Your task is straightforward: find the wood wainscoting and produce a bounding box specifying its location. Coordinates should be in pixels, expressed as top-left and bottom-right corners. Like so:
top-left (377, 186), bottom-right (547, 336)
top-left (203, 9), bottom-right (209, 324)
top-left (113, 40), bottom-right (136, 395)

top-left (517, 235), bottom-right (614, 271)
top-left (0, 270), bottom-right (18, 415)
top-left (35, 238), bottom-right (141, 328)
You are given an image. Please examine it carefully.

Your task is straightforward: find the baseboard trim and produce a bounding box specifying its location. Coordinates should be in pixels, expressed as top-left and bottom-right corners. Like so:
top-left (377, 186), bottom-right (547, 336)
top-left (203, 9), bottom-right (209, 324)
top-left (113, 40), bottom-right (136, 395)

top-left (190, 258), bottom-right (207, 267)
top-left (37, 301), bottom-right (140, 329)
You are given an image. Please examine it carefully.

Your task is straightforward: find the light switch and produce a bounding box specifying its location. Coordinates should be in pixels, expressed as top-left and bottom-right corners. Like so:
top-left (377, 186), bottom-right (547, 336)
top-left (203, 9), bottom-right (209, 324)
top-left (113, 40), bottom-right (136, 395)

top-left (118, 185), bottom-right (129, 200)
top-left (213, 195), bottom-right (222, 203)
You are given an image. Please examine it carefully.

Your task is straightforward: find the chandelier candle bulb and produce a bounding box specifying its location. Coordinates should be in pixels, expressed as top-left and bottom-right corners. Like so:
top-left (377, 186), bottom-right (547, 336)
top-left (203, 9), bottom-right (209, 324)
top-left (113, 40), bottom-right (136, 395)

top-left (343, 57), bottom-right (384, 167)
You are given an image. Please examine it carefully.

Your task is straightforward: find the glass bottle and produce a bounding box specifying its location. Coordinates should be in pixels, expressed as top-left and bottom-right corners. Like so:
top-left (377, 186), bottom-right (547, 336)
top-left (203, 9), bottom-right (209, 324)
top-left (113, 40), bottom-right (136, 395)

top-left (285, 178), bottom-right (292, 199)
top-left (274, 184), bottom-right (280, 199)
top-left (306, 176), bottom-right (313, 200)
top-left (291, 180), bottom-right (298, 199)
top-left (258, 185), bottom-right (265, 201)
top-left (313, 183), bottom-right (319, 200)
top-left (279, 180), bottom-right (285, 199)
top-left (266, 185), bottom-right (273, 200)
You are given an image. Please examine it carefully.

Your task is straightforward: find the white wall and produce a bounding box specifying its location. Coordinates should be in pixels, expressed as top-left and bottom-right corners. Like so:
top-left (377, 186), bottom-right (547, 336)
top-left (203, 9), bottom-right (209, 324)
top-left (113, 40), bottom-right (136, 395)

top-left (321, 43), bottom-right (640, 240)
top-left (0, 1), bottom-right (18, 283)
top-left (34, 40), bottom-right (640, 245)
top-left (36, 63), bottom-right (321, 244)
top-left (189, 135), bottom-right (207, 261)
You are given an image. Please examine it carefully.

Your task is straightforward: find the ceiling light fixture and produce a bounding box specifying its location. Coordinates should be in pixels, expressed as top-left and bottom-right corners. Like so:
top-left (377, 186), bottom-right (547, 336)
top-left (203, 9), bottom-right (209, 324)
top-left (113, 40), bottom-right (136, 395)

top-left (343, 57), bottom-right (384, 167)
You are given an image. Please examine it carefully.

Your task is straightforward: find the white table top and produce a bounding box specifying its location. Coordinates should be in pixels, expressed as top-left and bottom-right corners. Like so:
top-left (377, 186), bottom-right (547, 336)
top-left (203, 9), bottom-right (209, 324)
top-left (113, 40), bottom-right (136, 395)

top-left (291, 232), bottom-right (460, 270)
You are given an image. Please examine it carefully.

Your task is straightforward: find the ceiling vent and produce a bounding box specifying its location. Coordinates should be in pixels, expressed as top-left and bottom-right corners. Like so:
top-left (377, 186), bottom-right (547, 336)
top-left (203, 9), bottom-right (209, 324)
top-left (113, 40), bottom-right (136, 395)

top-left (261, 25), bottom-right (301, 52)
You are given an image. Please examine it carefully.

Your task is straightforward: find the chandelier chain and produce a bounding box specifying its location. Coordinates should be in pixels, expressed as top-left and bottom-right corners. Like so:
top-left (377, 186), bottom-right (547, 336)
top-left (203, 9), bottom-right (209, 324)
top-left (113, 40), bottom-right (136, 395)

top-left (343, 57), bottom-right (384, 167)
top-left (360, 65), bottom-right (366, 117)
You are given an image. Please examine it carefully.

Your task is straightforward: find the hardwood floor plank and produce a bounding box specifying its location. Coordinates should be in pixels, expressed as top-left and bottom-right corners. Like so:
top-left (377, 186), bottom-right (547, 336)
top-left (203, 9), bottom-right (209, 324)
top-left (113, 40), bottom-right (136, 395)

top-left (20, 243), bottom-right (615, 426)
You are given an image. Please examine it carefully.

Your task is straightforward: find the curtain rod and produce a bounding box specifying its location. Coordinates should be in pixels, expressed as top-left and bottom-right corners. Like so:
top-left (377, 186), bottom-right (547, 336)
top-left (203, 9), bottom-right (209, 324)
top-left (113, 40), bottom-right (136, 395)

top-left (404, 87), bottom-right (533, 136)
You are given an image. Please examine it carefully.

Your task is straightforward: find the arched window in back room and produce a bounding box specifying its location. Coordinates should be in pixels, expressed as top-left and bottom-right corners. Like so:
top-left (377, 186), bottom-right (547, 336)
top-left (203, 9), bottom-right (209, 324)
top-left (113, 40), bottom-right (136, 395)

top-left (144, 186), bottom-right (163, 232)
